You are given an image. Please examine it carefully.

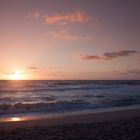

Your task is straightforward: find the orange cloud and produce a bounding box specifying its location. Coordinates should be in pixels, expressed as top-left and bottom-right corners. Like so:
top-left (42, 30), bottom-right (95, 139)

top-left (44, 10), bottom-right (89, 24)
top-left (80, 50), bottom-right (139, 60)
top-left (50, 30), bottom-right (91, 41)
top-left (80, 54), bottom-right (101, 60)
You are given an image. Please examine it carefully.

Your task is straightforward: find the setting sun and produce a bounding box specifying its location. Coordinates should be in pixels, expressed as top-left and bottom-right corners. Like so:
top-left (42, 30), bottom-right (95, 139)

top-left (11, 117), bottom-right (21, 122)
top-left (8, 71), bottom-right (25, 80)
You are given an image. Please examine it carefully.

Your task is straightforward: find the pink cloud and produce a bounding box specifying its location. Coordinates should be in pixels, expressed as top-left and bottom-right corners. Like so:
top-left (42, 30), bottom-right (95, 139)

top-left (44, 10), bottom-right (89, 24)
top-left (29, 12), bottom-right (40, 19)
top-left (80, 50), bottom-right (139, 60)
top-left (126, 69), bottom-right (140, 75)
top-left (114, 69), bottom-right (140, 75)
top-left (50, 30), bottom-right (91, 41)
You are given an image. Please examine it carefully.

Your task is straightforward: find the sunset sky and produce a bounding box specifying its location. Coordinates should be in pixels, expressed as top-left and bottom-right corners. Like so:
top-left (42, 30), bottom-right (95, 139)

top-left (0, 0), bottom-right (140, 80)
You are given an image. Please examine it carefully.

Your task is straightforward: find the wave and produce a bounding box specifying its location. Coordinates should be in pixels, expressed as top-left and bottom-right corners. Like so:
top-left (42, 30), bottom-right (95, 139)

top-left (0, 80), bottom-right (140, 116)
top-left (0, 85), bottom-right (126, 94)
top-left (1, 96), bottom-right (140, 115)
top-left (0, 100), bottom-right (90, 115)
top-left (0, 80), bottom-right (139, 93)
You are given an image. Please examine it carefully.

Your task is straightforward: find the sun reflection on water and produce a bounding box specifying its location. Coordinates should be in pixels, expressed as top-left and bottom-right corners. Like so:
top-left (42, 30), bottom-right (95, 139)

top-left (0, 117), bottom-right (29, 122)
top-left (0, 115), bottom-right (50, 123)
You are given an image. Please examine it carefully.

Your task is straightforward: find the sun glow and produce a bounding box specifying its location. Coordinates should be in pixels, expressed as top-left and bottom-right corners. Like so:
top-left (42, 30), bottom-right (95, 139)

top-left (8, 70), bottom-right (25, 80)
top-left (11, 117), bottom-right (21, 122)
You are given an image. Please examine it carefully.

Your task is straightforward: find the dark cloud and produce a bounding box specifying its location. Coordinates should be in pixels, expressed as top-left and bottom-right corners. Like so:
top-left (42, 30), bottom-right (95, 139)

top-left (80, 50), bottom-right (139, 60)
top-left (103, 50), bottom-right (138, 60)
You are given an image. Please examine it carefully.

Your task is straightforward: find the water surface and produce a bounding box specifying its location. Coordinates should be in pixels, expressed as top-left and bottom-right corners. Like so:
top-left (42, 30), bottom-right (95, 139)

top-left (0, 80), bottom-right (140, 117)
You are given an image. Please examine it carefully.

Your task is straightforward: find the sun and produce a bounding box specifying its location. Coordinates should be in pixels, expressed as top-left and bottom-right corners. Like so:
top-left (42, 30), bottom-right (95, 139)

top-left (9, 70), bottom-right (24, 80)
top-left (11, 117), bottom-right (21, 122)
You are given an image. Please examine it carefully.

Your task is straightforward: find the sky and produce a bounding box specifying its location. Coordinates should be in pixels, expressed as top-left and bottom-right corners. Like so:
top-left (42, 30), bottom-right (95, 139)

top-left (0, 0), bottom-right (140, 80)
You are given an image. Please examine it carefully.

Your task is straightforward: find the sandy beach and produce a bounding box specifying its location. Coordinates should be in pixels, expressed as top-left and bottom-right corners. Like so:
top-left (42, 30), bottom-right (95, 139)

top-left (0, 107), bottom-right (140, 139)
top-left (0, 0), bottom-right (140, 138)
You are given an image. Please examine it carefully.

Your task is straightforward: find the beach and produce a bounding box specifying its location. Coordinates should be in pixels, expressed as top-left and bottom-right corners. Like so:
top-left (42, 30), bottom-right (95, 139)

top-left (0, 107), bottom-right (140, 140)
top-left (0, 80), bottom-right (140, 139)
top-left (0, 0), bottom-right (140, 139)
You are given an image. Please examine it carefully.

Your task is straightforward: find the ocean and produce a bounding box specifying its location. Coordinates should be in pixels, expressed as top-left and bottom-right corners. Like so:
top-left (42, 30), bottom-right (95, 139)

top-left (0, 80), bottom-right (140, 117)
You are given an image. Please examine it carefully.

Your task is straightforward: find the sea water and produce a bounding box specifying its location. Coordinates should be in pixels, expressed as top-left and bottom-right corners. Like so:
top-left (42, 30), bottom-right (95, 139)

top-left (0, 80), bottom-right (140, 117)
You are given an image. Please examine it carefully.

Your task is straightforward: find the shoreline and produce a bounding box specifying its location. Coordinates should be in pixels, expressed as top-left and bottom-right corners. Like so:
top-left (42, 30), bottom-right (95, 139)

top-left (1, 105), bottom-right (140, 130)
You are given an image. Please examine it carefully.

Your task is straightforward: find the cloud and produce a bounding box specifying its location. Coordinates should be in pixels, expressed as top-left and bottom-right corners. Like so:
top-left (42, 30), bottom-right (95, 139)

top-left (103, 50), bottom-right (138, 60)
top-left (80, 50), bottom-right (139, 60)
top-left (114, 69), bottom-right (140, 75)
top-left (29, 12), bottom-right (40, 19)
top-left (126, 69), bottom-right (140, 75)
top-left (27, 66), bottom-right (39, 70)
top-left (80, 54), bottom-right (101, 60)
top-left (26, 66), bottom-right (42, 73)
top-left (50, 30), bottom-right (91, 41)
top-left (44, 10), bottom-right (89, 24)
top-left (80, 72), bottom-right (95, 75)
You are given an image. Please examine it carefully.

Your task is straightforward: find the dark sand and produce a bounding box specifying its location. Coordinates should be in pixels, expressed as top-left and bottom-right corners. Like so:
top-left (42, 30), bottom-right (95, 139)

top-left (0, 107), bottom-right (140, 140)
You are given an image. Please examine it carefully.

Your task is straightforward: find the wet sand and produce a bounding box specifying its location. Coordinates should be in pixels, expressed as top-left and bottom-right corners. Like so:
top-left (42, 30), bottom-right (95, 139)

top-left (0, 107), bottom-right (140, 139)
